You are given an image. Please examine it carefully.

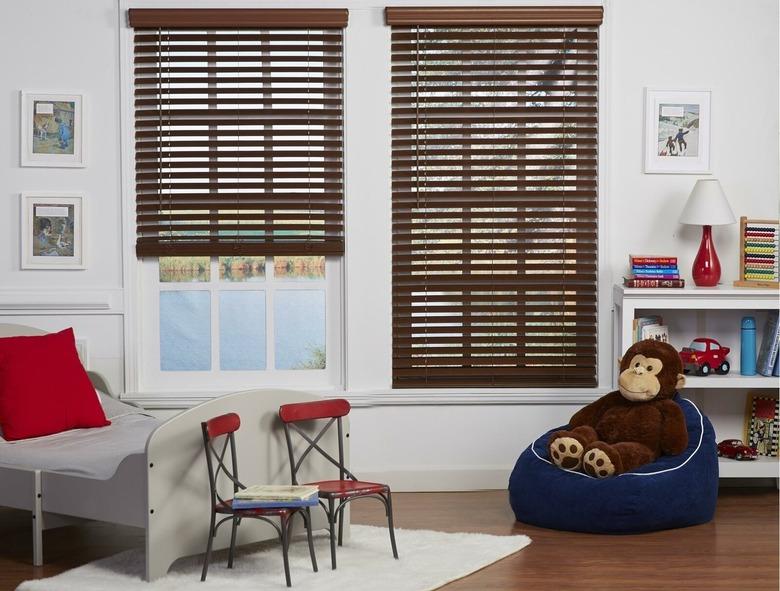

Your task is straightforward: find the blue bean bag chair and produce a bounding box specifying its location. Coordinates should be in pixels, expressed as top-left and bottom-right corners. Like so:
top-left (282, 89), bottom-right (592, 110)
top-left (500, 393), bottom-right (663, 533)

top-left (508, 395), bottom-right (718, 534)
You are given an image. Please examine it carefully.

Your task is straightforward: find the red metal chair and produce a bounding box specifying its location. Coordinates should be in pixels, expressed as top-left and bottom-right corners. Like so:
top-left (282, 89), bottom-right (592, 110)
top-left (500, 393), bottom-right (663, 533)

top-left (278, 399), bottom-right (398, 570)
top-left (200, 412), bottom-right (318, 586)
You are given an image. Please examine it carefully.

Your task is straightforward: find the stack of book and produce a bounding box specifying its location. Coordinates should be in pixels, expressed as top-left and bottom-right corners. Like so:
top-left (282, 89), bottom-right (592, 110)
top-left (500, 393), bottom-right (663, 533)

top-left (632, 315), bottom-right (669, 343)
top-left (624, 255), bottom-right (685, 288)
top-left (232, 484), bottom-right (320, 509)
top-left (756, 310), bottom-right (780, 377)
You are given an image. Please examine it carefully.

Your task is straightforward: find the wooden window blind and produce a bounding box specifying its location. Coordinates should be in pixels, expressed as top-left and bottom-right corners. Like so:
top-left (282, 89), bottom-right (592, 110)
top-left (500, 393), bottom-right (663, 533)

top-left (388, 6), bottom-right (602, 388)
top-left (129, 9), bottom-right (348, 257)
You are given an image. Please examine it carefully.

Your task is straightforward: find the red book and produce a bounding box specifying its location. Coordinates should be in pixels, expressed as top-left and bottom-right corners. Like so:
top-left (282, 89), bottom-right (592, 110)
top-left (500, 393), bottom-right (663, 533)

top-left (629, 254), bottom-right (678, 265)
top-left (624, 277), bottom-right (685, 288)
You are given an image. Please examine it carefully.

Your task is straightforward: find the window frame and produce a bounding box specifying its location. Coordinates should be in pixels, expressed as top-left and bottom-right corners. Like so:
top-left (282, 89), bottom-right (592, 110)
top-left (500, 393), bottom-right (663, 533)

top-left (119, 2), bottom-right (347, 399)
top-left (137, 256), bottom-right (343, 394)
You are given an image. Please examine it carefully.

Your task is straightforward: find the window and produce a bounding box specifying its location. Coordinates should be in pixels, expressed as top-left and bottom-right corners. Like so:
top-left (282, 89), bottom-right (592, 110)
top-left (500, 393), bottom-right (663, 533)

top-left (128, 9), bottom-right (347, 391)
top-left (387, 7), bottom-right (603, 388)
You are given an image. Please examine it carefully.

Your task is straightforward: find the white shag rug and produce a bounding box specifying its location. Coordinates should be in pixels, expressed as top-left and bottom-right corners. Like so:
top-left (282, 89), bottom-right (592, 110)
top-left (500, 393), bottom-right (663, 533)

top-left (17, 525), bottom-right (531, 591)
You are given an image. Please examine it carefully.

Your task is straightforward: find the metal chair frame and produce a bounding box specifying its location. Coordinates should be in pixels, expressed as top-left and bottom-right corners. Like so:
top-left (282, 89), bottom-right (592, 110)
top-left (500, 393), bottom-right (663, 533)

top-left (201, 416), bottom-right (318, 586)
top-left (281, 406), bottom-right (398, 570)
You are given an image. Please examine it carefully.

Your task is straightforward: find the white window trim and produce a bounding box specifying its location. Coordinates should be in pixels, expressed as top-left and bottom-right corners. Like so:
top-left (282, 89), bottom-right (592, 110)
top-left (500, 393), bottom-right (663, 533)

top-left (118, 0), bottom-right (347, 398)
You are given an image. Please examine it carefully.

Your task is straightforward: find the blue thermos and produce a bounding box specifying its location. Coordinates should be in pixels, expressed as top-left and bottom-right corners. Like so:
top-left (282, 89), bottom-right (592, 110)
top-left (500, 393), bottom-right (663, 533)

top-left (740, 317), bottom-right (757, 376)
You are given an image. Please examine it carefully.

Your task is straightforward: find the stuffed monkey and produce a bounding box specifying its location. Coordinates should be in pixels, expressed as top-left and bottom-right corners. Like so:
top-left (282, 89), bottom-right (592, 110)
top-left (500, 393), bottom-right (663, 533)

top-left (548, 340), bottom-right (688, 478)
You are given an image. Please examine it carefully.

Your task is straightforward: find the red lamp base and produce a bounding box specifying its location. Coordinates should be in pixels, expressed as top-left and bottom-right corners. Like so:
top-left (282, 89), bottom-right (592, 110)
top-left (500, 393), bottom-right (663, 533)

top-left (692, 225), bottom-right (721, 287)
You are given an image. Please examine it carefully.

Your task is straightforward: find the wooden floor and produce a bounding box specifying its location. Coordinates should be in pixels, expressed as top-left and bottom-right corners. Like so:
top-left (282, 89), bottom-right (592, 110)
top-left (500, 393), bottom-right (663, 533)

top-left (0, 488), bottom-right (776, 590)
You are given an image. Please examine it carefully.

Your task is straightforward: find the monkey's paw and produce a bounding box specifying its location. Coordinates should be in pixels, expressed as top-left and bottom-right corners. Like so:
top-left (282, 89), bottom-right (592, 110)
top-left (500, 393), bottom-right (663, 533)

top-left (582, 446), bottom-right (616, 478)
top-left (549, 436), bottom-right (584, 471)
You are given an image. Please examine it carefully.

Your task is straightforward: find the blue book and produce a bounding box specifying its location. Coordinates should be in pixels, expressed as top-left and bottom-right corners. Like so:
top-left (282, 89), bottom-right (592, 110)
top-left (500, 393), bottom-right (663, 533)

top-left (757, 310), bottom-right (780, 376)
top-left (232, 493), bottom-right (320, 510)
top-left (632, 265), bottom-right (678, 271)
top-left (632, 270), bottom-right (679, 276)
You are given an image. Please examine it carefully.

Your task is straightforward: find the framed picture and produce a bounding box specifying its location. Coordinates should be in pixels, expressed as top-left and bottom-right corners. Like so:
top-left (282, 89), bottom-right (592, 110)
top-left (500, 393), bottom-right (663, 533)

top-left (20, 91), bottom-right (86, 167)
top-left (20, 192), bottom-right (86, 270)
top-left (744, 394), bottom-right (779, 457)
top-left (644, 89), bottom-right (711, 174)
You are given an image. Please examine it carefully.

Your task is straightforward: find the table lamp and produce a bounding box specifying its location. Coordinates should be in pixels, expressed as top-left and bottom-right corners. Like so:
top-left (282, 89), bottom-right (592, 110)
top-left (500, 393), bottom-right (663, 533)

top-left (678, 179), bottom-right (736, 287)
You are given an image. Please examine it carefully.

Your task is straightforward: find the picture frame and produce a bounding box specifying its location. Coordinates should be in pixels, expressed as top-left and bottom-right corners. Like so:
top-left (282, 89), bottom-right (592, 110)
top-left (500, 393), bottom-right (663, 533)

top-left (744, 394), bottom-right (779, 457)
top-left (20, 192), bottom-right (86, 270)
top-left (644, 89), bottom-right (711, 174)
top-left (20, 91), bottom-right (86, 167)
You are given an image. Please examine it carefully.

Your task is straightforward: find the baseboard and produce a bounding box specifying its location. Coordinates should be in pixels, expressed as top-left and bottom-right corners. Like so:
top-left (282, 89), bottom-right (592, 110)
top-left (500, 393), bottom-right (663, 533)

top-left (356, 466), bottom-right (511, 492)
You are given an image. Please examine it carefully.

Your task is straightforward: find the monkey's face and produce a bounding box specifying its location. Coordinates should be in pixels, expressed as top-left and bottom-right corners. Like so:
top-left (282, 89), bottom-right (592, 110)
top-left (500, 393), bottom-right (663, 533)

top-left (618, 354), bottom-right (664, 402)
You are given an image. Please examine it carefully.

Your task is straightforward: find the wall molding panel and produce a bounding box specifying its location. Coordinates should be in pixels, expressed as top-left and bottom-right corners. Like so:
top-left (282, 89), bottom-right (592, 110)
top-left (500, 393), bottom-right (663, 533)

top-left (0, 289), bottom-right (123, 314)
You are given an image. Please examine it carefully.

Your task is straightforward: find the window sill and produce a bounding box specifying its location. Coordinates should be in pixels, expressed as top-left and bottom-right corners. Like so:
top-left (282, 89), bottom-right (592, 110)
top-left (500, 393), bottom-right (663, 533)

top-left (122, 387), bottom-right (611, 409)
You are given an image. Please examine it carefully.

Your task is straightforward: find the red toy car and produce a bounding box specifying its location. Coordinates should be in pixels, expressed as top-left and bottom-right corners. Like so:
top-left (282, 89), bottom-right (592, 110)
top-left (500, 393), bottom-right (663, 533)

top-left (678, 338), bottom-right (730, 376)
top-left (717, 439), bottom-right (757, 461)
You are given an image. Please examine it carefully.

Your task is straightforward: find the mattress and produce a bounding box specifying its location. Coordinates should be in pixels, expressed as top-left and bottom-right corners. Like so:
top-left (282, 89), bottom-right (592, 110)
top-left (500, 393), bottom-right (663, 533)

top-left (0, 394), bottom-right (160, 480)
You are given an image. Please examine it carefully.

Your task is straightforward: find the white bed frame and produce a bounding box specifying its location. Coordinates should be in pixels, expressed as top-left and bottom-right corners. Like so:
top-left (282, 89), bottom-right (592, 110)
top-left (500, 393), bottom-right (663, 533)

top-left (0, 324), bottom-right (345, 581)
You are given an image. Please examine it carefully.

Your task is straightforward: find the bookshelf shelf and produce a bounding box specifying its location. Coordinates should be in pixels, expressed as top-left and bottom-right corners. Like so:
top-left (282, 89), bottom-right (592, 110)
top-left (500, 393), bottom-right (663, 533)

top-left (614, 284), bottom-right (779, 482)
top-left (685, 375), bottom-right (780, 389)
top-left (718, 456), bottom-right (779, 479)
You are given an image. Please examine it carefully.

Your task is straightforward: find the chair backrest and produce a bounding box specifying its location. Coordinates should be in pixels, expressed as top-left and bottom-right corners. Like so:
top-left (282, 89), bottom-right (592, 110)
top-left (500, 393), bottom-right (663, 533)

top-left (201, 412), bottom-right (244, 507)
top-left (279, 399), bottom-right (354, 485)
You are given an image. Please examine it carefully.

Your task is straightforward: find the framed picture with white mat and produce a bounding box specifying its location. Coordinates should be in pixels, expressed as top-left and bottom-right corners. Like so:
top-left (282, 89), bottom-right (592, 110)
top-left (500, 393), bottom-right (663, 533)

top-left (644, 89), bottom-right (711, 174)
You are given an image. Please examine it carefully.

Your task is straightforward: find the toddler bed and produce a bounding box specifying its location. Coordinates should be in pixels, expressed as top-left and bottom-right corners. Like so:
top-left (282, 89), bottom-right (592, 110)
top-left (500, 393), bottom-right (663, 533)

top-left (508, 395), bottom-right (718, 534)
top-left (0, 324), bottom-right (341, 581)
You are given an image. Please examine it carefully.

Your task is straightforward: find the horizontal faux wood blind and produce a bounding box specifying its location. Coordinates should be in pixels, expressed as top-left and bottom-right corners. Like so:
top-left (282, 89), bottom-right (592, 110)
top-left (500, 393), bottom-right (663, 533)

top-left (389, 7), bottom-right (601, 388)
top-left (130, 9), bottom-right (347, 257)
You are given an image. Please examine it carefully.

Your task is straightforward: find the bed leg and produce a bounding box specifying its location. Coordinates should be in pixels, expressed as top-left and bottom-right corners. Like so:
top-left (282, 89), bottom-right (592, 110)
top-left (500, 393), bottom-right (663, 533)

top-left (33, 471), bottom-right (43, 566)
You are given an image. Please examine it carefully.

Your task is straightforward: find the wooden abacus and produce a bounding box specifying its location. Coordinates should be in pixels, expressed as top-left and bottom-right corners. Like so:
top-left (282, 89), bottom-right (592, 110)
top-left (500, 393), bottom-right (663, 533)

top-left (733, 217), bottom-right (780, 289)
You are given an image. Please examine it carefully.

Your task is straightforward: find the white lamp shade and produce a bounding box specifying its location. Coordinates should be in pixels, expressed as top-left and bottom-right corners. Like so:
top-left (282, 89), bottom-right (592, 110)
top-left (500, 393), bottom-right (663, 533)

top-left (678, 179), bottom-right (737, 226)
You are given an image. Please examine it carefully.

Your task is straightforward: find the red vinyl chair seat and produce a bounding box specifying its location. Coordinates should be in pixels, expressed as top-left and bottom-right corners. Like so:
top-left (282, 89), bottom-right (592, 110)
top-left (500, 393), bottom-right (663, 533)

top-left (216, 500), bottom-right (293, 517)
top-left (307, 480), bottom-right (389, 498)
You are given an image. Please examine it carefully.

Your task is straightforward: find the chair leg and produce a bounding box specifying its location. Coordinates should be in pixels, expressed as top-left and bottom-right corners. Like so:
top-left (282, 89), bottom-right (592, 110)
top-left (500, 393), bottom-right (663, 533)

top-left (227, 516), bottom-right (238, 568)
top-left (385, 490), bottom-right (399, 559)
top-left (337, 499), bottom-right (344, 547)
top-left (302, 508), bottom-right (318, 572)
top-left (280, 514), bottom-right (292, 588)
top-left (327, 497), bottom-right (337, 570)
top-left (200, 512), bottom-right (216, 582)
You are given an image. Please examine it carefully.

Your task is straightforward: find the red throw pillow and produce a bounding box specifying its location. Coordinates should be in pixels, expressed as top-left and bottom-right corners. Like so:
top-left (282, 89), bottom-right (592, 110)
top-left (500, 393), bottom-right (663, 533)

top-left (0, 328), bottom-right (110, 440)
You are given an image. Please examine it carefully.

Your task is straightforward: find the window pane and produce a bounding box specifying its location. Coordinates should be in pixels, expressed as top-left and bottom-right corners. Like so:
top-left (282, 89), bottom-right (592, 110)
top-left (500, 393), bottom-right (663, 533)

top-left (219, 291), bottom-right (266, 370)
top-left (159, 257), bottom-right (210, 283)
top-left (219, 256), bottom-right (265, 282)
top-left (160, 291), bottom-right (211, 370)
top-left (274, 256), bottom-right (325, 280)
top-left (275, 290), bottom-right (326, 370)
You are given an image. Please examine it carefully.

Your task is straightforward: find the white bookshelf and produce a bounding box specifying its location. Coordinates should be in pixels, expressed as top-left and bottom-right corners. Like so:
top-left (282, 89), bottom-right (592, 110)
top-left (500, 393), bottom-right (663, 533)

top-left (613, 285), bottom-right (780, 480)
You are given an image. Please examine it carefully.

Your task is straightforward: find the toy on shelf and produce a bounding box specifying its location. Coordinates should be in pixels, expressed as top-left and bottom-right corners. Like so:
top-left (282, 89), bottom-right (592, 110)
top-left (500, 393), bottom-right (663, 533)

top-left (733, 217), bottom-right (779, 289)
top-left (716, 439), bottom-right (757, 461)
top-left (678, 337), bottom-right (731, 376)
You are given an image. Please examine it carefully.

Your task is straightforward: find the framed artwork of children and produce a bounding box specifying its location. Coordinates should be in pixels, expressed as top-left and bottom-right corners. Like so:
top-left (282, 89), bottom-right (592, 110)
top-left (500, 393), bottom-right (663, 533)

top-left (20, 192), bottom-right (86, 270)
top-left (744, 394), bottom-right (779, 457)
top-left (20, 91), bottom-right (86, 167)
top-left (644, 89), bottom-right (711, 174)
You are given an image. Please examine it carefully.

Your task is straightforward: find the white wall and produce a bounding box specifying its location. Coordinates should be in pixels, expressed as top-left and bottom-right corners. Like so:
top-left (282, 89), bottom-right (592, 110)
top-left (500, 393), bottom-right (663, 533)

top-left (0, 0), bottom-right (777, 490)
top-left (607, 0), bottom-right (780, 283)
top-left (0, 0), bottom-right (125, 393)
